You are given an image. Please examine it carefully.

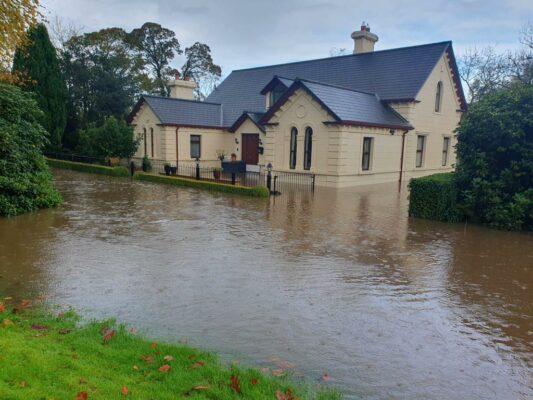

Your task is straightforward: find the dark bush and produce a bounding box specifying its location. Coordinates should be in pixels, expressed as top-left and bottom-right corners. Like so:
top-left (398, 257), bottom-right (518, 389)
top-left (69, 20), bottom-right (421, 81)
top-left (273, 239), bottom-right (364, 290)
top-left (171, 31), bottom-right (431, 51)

top-left (408, 173), bottom-right (463, 223)
top-left (455, 84), bottom-right (532, 231)
top-left (0, 83), bottom-right (62, 217)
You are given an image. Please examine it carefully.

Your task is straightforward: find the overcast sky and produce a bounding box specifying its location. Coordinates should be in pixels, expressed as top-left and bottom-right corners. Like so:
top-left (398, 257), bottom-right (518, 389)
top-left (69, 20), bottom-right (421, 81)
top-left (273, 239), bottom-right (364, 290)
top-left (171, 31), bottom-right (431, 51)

top-left (41, 0), bottom-right (532, 78)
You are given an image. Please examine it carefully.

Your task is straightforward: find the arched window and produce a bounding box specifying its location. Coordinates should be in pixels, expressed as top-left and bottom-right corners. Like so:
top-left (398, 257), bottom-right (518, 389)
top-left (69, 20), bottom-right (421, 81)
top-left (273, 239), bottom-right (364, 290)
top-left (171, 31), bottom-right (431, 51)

top-left (150, 128), bottom-right (154, 158)
top-left (289, 127), bottom-right (298, 169)
top-left (435, 81), bottom-right (443, 112)
top-left (303, 127), bottom-right (313, 170)
top-left (143, 128), bottom-right (147, 156)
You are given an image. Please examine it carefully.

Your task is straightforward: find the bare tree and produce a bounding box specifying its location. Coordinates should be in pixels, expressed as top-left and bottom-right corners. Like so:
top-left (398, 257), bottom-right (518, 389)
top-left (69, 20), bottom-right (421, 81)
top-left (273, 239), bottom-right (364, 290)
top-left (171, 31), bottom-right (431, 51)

top-left (329, 47), bottom-right (348, 57)
top-left (458, 22), bottom-right (532, 103)
top-left (48, 15), bottom-right (83, 51)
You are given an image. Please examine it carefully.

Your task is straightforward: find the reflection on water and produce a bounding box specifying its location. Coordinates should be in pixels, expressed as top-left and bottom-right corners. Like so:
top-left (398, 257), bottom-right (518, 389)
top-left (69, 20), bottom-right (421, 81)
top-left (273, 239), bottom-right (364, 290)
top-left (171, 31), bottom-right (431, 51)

top-left (0, 169), bottom-right (531, 400)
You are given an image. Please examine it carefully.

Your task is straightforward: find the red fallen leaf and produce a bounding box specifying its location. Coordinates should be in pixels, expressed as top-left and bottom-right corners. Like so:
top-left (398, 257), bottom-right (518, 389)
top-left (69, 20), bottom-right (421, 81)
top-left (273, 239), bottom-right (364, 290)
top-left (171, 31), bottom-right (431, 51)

top-left (140, 355), bottom-right (154, 364)
top-left (322, 373), bottom-right (332, 382)
top-left (121, 386), bottom-right (129, 396)
top-left (31, 324), bottom-right (48, 331)
top-left (0, 303), bottom-right (5, 313)
top-left (59, 328), bottom-right (71, 335)
top-left (251, 378), bottom-right (258, 386)
top-left (20, 299), bottom-right (31, 309)
top-left (150, 342), bottom-right (157, 349)
top-left (275, 389), bottom-right (298, 400)
top-left (229, 375), bottom-right (241, 394)
top-left (102, 329), bottom-right (116, 344)
top-left (158, 364), bottom-right (171, 373)
top-left (75, 392), bottom-right (88, 400)
top-left (191, 361), bottom-right (205, 369)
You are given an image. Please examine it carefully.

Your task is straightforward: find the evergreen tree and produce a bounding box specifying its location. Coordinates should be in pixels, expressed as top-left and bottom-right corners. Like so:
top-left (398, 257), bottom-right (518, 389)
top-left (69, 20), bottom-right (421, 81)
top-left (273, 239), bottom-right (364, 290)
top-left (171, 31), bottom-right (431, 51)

top-left (12, 23), bottom-right (67, 150)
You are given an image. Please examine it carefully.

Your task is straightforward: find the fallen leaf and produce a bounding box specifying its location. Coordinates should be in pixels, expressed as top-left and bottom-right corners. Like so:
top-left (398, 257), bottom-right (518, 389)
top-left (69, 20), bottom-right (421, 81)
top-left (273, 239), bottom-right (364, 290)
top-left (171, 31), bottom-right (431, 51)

top-left (251, 378), bottom-right (258, 386)
top-left (75, 392), bottom-right (88, 400)
top-left (31, 324), bottom-right (48, 331)
top-left (163, 355), bottom-right (174, 362)
top-left (179, 338), bottom-right (188, 344)
top-left (79, 378), bottom-right (87, 384)
top-left (322, 373), bottom-right (332, 382)
top-left (275, 389), bottom-right (298, 400)
top-left (2, 319), bottom-right (14, 327)
top-left (192, 385), bottom-right (210, 391)
top-left (191, 361), bottom-right (205, 369)
top-left (140, 355), bottom-right (154, 364)
top-left (18, 381), bottom-right (27, 388)
top-left (150, 342), bottom-right (157, 349)
top-left (59, 328), bottom-right (71, 335)
top-left (57, 312), bottom-right (66, 318)
top-left (158, 364), bottom-right (171, 373)
top-left (272, 369), bottom-right (285, 377)
top-left (121, 386), bottom-right (129, 396)
top-left (229, 375), bottom-right (241, 394)
top-left (20, 299), bottom-right (31, 309)
top-left (3, 296), bottom-right (12, 300)
top-left (0, 303), bottom-right (5, 313)
top-left (132, 365), bottom-right (139, 371)
top-left (187, 354), bottom-right (196, 360)
top-left (102, 329), bottom-right (116, 344)
top-left (129, 328), bottom-right (137, 335)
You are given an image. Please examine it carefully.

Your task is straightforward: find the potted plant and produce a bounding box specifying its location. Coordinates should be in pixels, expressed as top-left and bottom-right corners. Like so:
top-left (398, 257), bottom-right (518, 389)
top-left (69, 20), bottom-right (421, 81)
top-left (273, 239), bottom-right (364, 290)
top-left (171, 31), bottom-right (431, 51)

top-left (170, 165), bottom-right (177, 175)
top-left (216, 149), bottom-right (227, 162)
top-left (142, 155), bottom-right (152, 172)
top-left (213, 167), bottom-right (221, 180)
top-left (164, 163), bottom-right (171, 175)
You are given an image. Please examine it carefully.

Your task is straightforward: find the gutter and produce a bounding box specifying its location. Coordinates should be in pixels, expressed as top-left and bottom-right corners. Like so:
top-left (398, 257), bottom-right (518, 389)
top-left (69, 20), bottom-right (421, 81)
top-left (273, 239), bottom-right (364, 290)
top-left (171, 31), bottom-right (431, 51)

top-left (399, 129), bottom-right (409, 187)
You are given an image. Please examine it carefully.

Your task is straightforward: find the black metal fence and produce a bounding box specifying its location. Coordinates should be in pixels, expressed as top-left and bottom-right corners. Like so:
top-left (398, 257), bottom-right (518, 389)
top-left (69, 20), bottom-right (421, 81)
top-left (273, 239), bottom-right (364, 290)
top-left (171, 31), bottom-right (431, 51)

top-left (46, 153), bottom-right (316, 192)
top-left (146, 159), bottom-right (315, 192)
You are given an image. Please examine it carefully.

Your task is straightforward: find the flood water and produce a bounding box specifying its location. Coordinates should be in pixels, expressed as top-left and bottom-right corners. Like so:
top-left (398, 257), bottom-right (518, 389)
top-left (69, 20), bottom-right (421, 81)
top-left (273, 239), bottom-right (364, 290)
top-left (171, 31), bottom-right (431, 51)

top-left (0, 169), bottom-right (531, 400)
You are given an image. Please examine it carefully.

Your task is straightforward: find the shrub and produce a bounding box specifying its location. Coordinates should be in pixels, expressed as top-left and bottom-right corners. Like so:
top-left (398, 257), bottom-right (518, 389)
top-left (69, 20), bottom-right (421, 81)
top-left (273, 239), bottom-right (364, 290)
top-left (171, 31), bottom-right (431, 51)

top-left (408, 173), bottom-right (463, 223)
top-left (455, 84), bottom-right (533, 230)
top-left (77, 116), bottom-right (139, 160)
top-left (142, 155), bottom-right (152, 172)
top-left (0, 83), bottom-right (62, 217)
top-left (46, 158), bottom-right (129, 177)
top-left (134, 172), bottom-right (270, 198)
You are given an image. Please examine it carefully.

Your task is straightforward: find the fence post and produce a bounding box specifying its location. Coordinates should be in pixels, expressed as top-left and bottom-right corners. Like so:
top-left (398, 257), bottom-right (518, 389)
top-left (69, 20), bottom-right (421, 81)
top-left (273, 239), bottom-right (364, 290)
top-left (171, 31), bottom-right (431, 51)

top-left (267, 170), bottom-right (272, 192)
top-left (312, 174), bottom-right (316, 192)
top-left (195, 158), bottom-right (200, 180)
top-left (231, 173), bottom-right (236, 185)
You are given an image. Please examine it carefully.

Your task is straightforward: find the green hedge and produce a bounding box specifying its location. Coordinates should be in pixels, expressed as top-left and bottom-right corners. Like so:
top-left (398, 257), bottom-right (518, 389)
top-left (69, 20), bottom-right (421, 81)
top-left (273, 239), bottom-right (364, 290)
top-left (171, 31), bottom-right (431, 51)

top-left (46, 158), bottom-right (129, 177)
top-left (134, 172), bottom-right (269, 198)
top-left (408, 173), bottom-right (463, 223)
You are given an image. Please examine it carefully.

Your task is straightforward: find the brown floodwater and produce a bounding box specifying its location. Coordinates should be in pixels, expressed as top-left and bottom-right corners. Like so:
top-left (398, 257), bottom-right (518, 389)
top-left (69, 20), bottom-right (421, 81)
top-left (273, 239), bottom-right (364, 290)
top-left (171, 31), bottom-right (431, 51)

top-left (0, 169), bottom-right (531, 399)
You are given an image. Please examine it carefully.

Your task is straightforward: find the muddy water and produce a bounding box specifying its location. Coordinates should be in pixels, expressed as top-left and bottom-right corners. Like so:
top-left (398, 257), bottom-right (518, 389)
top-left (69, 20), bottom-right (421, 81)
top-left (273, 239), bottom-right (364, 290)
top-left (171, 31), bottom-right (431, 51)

top-left (0, 169), bottom-right (531, 400)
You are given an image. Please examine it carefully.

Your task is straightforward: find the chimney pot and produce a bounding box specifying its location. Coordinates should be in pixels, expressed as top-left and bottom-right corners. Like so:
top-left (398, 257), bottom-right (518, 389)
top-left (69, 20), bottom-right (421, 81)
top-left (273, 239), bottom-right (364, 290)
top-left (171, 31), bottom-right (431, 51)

top-left (351, 22), bottom-right (378, 54)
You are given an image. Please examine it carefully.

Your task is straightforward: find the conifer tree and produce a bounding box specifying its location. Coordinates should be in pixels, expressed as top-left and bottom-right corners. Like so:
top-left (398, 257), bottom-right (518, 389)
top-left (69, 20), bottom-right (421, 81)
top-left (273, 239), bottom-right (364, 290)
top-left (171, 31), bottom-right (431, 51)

top-left (12, 23), bottom-right (67, 150)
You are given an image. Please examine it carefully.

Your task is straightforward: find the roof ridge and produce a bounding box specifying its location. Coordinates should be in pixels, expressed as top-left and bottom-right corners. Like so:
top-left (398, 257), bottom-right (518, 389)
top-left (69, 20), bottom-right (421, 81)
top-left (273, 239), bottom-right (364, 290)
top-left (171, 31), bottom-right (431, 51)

top-left (295, 77), bottom-right (378, 96)
top-left (232, 41), bottom-right (451, 73)
top-left (143, 94), bottom-right (221, 106)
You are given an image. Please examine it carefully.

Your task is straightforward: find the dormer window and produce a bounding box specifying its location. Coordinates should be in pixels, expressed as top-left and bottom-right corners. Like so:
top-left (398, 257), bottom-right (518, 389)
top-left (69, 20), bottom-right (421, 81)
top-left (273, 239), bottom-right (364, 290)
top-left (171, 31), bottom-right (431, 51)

top-left (268, 83), bottom-right (286, 108)
top-left (435, 81), bottom-right (443, 112)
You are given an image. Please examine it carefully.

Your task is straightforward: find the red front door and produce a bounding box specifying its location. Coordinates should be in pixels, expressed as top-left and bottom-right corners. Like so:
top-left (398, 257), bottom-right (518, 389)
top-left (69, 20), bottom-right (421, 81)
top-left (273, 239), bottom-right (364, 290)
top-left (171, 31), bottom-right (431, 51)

top-left (241, 134), bottom-right (259, 165)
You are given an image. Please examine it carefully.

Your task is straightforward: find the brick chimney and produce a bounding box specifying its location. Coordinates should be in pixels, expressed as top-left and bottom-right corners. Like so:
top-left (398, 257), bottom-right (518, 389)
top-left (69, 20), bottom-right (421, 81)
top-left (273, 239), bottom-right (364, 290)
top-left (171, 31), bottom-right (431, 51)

top-left (351, 22), bottom-right (379, 54)
top-left (167, 72), bottom-right (197, 100)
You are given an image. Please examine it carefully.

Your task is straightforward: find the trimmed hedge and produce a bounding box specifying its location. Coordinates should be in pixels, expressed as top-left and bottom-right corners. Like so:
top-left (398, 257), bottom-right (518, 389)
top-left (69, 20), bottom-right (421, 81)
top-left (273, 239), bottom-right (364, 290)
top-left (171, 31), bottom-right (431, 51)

top-left (134, 172), bottom-right (270, 198)
top-left (46, 158), bottom-right (129, 177)
top-left (408, 173), bottom-right (463, 223)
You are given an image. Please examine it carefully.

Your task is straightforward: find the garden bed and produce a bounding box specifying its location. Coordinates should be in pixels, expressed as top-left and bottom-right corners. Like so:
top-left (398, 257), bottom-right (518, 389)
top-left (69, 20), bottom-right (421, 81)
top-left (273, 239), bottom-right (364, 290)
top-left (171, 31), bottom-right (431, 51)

top-left (46, 158), bottom-right (129, 177)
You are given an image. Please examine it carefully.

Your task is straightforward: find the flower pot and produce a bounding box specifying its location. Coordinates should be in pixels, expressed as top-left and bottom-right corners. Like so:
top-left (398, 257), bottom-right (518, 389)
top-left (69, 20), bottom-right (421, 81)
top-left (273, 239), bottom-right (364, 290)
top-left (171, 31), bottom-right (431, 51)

top-left (170, 166), bottom-right (177, 175)
top-left (213, 170), bottom-right (221, 180)
top-left (164, 165), bottom-right (171, 175)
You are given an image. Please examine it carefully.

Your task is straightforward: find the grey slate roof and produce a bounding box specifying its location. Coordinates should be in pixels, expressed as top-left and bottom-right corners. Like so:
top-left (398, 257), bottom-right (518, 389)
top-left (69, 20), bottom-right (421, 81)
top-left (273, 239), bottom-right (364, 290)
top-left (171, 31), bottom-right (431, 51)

top-left (207, 41), bottom-right (459, 126)
top-left (290, 79), bottom-right (412, 129)
top-left (140, 95), bottom-right (222, 127)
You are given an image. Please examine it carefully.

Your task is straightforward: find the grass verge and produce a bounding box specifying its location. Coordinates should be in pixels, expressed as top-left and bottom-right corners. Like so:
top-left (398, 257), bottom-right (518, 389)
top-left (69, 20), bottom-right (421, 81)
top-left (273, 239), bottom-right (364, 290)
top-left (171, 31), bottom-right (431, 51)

top-left (134, 172), bottom-right (270, 198)
top-left (46, 158), bottom-right (129, 177)
top-left (0, 300), bottom-right (340, 400)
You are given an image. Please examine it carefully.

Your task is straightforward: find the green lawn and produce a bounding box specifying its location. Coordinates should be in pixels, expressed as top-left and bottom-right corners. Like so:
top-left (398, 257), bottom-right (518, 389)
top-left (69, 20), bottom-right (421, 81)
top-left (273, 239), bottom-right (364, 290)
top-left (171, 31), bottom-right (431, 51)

top-left (0, 299), bottom-right (340, 399)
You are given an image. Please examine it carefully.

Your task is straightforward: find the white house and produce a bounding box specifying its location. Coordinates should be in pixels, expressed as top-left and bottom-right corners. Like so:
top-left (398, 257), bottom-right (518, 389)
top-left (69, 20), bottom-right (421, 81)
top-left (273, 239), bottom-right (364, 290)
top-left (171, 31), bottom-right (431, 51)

top-left (128, 24), bottom-right (466, 187)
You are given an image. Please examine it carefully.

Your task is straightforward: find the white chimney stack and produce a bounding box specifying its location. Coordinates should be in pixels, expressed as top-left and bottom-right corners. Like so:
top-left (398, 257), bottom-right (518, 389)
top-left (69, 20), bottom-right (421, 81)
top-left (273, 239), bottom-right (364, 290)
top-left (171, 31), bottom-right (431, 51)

top-left (351, 22), bottom-right (379, 54)
top-left (167, 72), bottom-right (197, 100)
